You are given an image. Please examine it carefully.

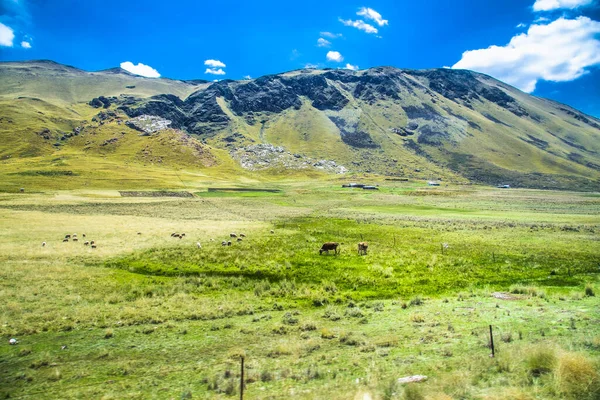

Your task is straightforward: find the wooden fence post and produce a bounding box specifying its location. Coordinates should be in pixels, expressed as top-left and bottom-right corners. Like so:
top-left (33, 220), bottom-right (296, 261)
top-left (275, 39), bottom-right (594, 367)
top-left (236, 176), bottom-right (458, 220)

top-left (240, 356), bottom-right (245, 400)
top-left (489, 325), bottom-right (495, 358)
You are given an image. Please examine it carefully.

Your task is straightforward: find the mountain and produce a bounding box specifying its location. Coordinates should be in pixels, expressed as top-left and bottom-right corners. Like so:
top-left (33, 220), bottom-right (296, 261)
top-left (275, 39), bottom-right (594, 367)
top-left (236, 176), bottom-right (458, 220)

top-left (1, 60), bottom-right (599, 191)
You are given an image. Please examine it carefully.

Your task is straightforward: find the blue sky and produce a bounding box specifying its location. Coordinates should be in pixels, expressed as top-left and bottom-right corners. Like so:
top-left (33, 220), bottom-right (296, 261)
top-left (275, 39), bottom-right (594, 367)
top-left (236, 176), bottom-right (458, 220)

top-left (1, 0), bottom-right (600, 117)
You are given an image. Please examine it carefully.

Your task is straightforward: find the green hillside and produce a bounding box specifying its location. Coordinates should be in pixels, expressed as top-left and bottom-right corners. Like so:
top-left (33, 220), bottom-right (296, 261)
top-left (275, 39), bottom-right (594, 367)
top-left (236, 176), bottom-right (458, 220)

top-left (1, 61), bottom-right (599, 191)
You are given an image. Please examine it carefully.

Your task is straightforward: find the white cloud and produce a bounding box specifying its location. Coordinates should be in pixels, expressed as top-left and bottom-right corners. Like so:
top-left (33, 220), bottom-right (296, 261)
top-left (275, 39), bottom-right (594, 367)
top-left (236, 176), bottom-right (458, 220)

top-left (317, 38), bottom-right (331, 47)
top-left (533, 0), bottom-right (593, 11)
top-left (516, 23), bottom-right (526, 28)
top-left (21, 40), bottom-right (31, 49)
top-left (326, 51), bottom-right (344, 62)
top-left (452, 17), bottom-right (600, 93)
top-left (339, 18), bottom-right (378, 34)
top-left (345, 63), bottom-right (359, 70)
top-left (243, 75), bottom-right (252, 80)
top-left (320, 31), bottom-right (342, 39)
top-left (205, 68), bottom-right (226, 75)
top-left (357, 7), bottom-right (388, 26)
top-left (0, 23), bottom-right (15, 47)
top-left (120, 61), bottom-right (161, 78)
top-left (204, 59), bottom-right (226, 68)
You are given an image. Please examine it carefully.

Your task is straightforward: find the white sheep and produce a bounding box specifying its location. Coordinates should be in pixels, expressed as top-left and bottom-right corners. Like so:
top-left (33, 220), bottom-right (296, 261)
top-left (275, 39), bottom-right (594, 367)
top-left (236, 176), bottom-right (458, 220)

top-left (42, 242), bottom-right (46, 247)
top-left (196, 242), bottom-right (202, 249)
top-left (9, 338), bottom-right (18, 345)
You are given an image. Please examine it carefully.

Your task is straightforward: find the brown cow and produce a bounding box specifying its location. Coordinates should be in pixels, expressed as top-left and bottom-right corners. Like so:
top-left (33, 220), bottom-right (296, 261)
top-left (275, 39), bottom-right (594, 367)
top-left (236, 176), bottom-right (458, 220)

top-left (319, 242), bottom-right (339, 255)
top-left (358, 242), bottom-right (368, 255)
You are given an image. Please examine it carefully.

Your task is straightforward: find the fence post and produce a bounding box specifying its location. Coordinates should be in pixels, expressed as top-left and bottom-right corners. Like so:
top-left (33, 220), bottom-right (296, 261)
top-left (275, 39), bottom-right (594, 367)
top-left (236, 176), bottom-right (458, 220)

top-left (489, 325), bottom-right (495, 358)
top-left (240, 355), bottom-right (245, 400)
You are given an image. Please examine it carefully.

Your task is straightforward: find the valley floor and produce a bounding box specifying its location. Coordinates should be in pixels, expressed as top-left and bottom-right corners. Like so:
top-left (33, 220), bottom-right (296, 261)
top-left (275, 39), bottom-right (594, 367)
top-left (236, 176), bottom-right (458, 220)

top-left (0, 182), bottom-right (599, 399)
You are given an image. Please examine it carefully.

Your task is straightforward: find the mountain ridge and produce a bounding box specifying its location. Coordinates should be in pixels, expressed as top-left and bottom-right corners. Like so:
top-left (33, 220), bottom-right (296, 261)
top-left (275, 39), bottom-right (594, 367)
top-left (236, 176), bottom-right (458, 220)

top-left (1, 60), bottom-right (599, 191)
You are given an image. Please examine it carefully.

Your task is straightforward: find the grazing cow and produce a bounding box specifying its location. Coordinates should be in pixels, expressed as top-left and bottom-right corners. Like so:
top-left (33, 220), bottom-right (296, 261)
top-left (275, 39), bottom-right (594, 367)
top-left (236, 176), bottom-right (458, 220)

top-left (42, 242), bottom-right (46, 247)
top-left (240, 233), bottom-right (246, 238)
top-left (237, 237), bottom-right (243, 242)
top-left (196, 242), bottom-right (202, 249)
top-left (319, 242), bottom-right (340, 255)
top-left (84, 241), bottom-right (90, 246)
top-left (63, 238), bottom-right (69, 243)
top-left (222, 241), bottom-right (227, 246)
top-left (227, 241), bottom-right (232, 246)
top-left (230, 233), bottom-right (237, 238)
top-left (358, 242), bottom-right (368, 255)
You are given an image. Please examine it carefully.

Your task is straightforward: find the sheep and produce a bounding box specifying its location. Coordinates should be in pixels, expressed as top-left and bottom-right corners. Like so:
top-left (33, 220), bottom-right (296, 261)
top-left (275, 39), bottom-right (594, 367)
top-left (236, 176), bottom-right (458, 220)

top-left (84, 241), bottom-right (90, 246)
top-left (65, 234), bottom-right (71, 239)
top-left (91, 245), bottom-right (97, 249)
top-left (63, 238), bottom-right (69, 243)
top-left (72, 238), bottom-right (78, 242)
top-left (227, 241), bottom-right (232, 246)
top-left (82, 234), bottom-right (86, 238)
top-left (237, 237), bottom-right (243, 242)
top-left (90, 240), bottom-right (95, 245)
top-left (181, 233), bottom-right (186, 237)
top-left (196, 242), bottom-right (202, 249)
top-left (221, 241), bottom-right (227, 246)
top-left (137, 232), bottom-right (142, 235)
top-left (240, 233), bottom-right (246, 238)
top-left (230, 233), bottom-right (237, 238)
top-left (42, 242), bottom-right (46, 247)
top-left (9, 338), bottom-right (18, 345)
top-left (270, 230), bottom-right (275, 234)
top-left (171, 233), bottom-right (178, 237)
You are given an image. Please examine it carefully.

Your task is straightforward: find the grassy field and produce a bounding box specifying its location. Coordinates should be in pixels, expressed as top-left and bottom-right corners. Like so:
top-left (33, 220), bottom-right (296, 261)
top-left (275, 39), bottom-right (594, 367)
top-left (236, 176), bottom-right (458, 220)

top-left (0, 182), bottom-right (599, 399)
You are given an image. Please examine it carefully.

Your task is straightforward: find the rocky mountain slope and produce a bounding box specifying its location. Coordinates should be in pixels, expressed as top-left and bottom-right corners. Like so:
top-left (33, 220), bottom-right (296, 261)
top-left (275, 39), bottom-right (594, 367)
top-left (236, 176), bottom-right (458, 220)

top-left (1, 60), bottom-right (599, 190)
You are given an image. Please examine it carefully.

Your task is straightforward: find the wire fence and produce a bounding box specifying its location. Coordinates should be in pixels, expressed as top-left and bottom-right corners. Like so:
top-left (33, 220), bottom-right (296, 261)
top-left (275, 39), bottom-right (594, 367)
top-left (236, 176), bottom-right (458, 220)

top-left (5, 317), bottom-right (589, 399)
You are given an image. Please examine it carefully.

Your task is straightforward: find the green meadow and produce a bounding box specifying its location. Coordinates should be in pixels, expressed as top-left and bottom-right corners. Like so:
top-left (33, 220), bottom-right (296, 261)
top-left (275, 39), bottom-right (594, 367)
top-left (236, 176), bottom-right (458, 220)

top-left (0, 182), bottom-right (599, 399)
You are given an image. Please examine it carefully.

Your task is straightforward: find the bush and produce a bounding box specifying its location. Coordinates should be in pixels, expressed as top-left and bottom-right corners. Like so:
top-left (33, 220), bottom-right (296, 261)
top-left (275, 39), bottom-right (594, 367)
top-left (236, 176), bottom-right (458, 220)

top-left (585, 285), bottom-right (595, 297)
top-left (409, 295), bottom-right (423, 306)
top-left (402, 383), bottom-right (425, 400)
top-left (410, 313), bottom-right (425, 323)
top-left (525, 345), bottom-right (557, 377)
top-left (554, 353), bottom-right (600, 400)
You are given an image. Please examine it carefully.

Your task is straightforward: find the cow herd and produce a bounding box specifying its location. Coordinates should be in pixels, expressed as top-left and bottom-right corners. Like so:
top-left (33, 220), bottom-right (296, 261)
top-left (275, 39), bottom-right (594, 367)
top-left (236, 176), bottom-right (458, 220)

top-left (44, 230), bottom-right (369, 256)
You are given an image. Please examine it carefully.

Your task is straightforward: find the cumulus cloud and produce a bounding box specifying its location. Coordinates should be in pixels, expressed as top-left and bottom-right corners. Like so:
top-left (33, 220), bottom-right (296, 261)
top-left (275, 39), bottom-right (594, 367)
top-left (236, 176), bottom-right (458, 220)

top-left (345, 63), bottom-right (359, 70)
top-left (452, 17), bottom-right (600, 93)
top-left (204, 59), bottom-right (226, 68)
top-left (357, 7), bottom-right (388, 26)
top-left (205, 68), bottom-right (226, 75)
top-left (533, 0), bottom-right (593, 11)
top-left (320, 31), bottom-right (342, 39)
top-left (120, 61), bottom-right (161, 78)
top-left (339, 18), bottom-right (378, 34)
top-left (327, 51), bottom-right (344, 62)
top-left (21, 41), bottom-right (31, 48)
top-left (0, 23), bottom-right (15, 47)
top-left (317, 38), bottom-right (331, 47)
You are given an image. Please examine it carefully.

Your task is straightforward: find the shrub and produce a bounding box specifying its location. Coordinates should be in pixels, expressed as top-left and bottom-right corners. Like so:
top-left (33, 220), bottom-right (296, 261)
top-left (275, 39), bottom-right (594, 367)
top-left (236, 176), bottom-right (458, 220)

top-left (402, 383), bottom-right (425, 400)
top-left (585, 285), bottom-right (595, 297)
top-left (321, 328), bottom-right (336, 339)
top-left (299, 322), bottom-right (317, 331)
top-left (409, 295), bottom-right (423, 306)
top-left (554, 353), bottom-right (600, 400)
top-left (525, 345), bottom-right (557, 377)
top-left (410, 313), bottom-right (425, 323)
top-left (260, 370), bottom-right (273, 382)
